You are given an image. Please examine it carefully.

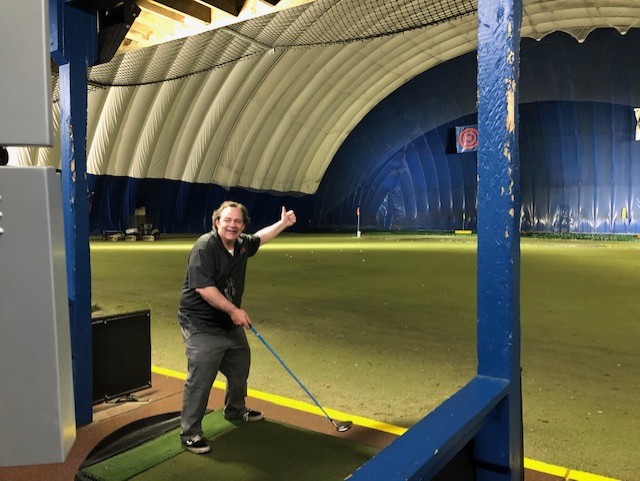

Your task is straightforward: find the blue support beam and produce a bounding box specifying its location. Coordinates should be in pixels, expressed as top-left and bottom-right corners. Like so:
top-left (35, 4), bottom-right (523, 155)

top-left (347, 0), bottom-right (523, 479)
top-left (475, 0), bottom-right (523, 478)
top-left (50, 0), bottom-right (98, 426)
top-left (348, 376), bottom-right (509, 480)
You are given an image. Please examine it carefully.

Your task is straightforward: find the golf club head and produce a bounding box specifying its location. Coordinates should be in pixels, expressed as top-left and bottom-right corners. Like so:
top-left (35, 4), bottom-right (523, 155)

top-left (335, 421), bottom-right (353, 432)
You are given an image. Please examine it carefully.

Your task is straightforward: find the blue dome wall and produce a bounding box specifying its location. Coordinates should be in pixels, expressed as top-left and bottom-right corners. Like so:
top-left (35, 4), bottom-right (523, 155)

top-left (87, 175), bottom-right (313, 234)
top-left (520, 101), bottom-right (640, 233)
top-left (88, 28), bottom-right (640, 235)
top-left (316, 28), bottom-right (640, 233)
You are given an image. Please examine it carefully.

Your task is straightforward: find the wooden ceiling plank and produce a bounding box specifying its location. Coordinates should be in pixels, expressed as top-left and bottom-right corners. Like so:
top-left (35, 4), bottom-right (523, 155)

top-left (152, 0), bottom-right (212, 23)
top-left (138, 0), bottom-right (186, 23)
top-left (197, 0), bottom-right (246, 17)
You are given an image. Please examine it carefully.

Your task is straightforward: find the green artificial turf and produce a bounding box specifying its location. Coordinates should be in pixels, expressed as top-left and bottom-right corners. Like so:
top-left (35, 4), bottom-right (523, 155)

top-left (90, 234), bottom-right (640, 480)
top-left (80, 411), bottom-right (376, 481)
top-left (131, 418), bottom-right (377, 481)
top-left (81, 411), bottom-right (236, 481)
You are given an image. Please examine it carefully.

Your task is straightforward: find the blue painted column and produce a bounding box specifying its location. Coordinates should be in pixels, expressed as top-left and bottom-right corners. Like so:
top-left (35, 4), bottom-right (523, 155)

top-left (51, 1), bottom-right (98, 426)
top-left (475, 0), bottom-right (524, 479)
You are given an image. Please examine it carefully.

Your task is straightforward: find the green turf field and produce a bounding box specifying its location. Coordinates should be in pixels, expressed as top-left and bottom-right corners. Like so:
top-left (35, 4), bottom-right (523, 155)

top-left (90, 234), bottom-right (640, 480)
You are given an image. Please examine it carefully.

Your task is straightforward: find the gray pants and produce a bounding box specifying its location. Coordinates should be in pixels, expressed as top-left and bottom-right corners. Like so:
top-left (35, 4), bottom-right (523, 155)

top-left (179, 325), bottom-right (251, 440)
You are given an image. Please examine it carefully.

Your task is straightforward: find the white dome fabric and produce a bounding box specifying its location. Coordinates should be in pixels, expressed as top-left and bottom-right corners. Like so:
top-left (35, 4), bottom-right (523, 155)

top-left (13, 0), bottom-right (640, 195)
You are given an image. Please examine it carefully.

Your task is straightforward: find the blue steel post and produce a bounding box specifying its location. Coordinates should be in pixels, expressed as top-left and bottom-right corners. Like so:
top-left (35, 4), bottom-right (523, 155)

top-left (475, 0), bottom-right (524, 479)
top-left (51, 1), bottom-right (98, 426)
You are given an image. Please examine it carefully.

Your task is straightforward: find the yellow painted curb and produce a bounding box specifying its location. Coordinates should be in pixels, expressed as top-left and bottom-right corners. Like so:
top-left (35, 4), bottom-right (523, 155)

top-left (152, 366), bottom-right (187, 380)
top-left (524, 458), bottom-right (570, 478)
top-left (566, 470), bottom-right (621, 481)
top-left (523, 456), bottom-right (620, 481)
top-left (152, 366), bottom-right (620, 481)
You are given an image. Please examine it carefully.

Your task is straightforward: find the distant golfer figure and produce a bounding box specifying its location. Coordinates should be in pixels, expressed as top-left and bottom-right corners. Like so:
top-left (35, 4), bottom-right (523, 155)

top-left (178, 201), bottom-right (297, 453)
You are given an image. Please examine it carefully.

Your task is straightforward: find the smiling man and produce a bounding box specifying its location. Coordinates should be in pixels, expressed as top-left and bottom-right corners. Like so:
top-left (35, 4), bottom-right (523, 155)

top-left (178, 200), bottom-right (296, 454)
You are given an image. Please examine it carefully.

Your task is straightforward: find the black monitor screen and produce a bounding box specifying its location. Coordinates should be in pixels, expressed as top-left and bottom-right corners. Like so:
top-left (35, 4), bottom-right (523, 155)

top-left (92, 310), bottom-right (151, 403)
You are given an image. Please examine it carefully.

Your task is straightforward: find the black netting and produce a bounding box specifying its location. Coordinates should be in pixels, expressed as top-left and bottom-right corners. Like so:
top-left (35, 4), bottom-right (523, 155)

top-left (80, 0), bottom-right (475, 88)
top-left (242, 0), bottom-right (475, 46)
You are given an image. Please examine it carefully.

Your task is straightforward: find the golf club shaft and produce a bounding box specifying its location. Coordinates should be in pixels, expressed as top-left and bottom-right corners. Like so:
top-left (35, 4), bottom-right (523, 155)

top-left (249, 325), bottom-right (336, 425)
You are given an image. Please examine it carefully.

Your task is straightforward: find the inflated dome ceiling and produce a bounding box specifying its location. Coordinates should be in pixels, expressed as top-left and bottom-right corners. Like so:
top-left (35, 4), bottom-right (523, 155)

top-left (16, 0), bottom-right (640, 195)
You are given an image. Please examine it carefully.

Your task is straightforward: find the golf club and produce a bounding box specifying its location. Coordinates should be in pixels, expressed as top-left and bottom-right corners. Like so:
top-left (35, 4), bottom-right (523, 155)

top-left (249, 324), bottom-right (353, 433)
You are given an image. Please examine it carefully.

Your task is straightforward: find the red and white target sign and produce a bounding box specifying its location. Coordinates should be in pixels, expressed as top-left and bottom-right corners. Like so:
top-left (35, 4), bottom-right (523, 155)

top-left (455, 125), bottom-right (479, 153)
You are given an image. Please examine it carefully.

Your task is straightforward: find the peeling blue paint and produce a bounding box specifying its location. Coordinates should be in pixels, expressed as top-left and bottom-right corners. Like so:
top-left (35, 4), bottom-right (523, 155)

top-left (53, 0), bottom-right (97, 426)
